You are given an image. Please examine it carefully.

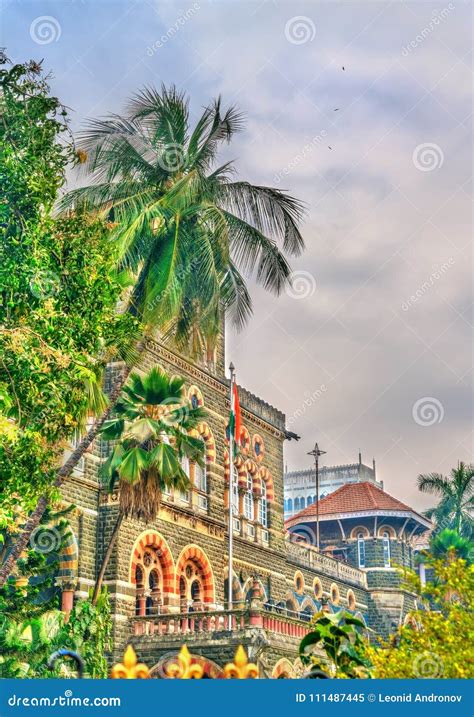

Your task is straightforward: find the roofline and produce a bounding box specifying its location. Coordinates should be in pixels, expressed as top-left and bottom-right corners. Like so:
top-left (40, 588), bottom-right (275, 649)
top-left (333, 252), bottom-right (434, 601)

top-left (286, 509), bottom-right (432, 531)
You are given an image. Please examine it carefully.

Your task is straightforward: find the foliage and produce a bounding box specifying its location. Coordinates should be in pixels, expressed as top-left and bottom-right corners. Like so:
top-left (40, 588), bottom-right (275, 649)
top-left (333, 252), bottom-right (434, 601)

top-left (427, 528), bottom-right (473, 564)
top-left (0, 57), bottom-right (139, 522)
top-left (63, 589), bottom-right (112, 678)
top-left (418, 462), bottom-right (474, 539)
top-left (60, 85), bottom-right (306, 356)
top-left (299, 610), bottom-right (372, 678)
top-left (0, 507), bottom-right (111, 678)
top-left (367, 558), bottom-right (474, 679)
top-left (100, 366), bottom-right (206, 521)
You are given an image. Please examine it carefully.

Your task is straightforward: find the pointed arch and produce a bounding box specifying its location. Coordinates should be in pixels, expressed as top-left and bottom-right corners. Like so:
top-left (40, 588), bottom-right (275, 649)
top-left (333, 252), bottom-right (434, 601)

top-left (129, 530), bottom-right (175, 596)
top-left (259, 467), bottom-right (274, 501)
top-left (175, 544), bottom-right (215, 604)
top-left (189, 422), bottom-right (215, 464)
top-left (272, 658), bottom-right (295, 679)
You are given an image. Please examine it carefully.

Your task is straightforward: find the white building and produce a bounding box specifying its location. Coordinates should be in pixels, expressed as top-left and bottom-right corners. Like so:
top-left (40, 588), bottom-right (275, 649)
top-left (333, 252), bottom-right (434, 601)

top-left (284, 453), bottom-right (383, 519)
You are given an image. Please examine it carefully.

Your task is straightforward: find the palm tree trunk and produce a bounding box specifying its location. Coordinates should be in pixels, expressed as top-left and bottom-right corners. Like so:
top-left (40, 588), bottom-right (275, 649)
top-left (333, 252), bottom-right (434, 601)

top-left (0, 341), bottom-right (145, 587)
top-left (91, 512), bottom-right (124, 605)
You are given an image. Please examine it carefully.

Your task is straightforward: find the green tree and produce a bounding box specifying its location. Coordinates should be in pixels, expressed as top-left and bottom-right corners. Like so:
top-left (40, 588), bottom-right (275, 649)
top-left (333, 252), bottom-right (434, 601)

top-left (428, 529), bottom-right (473, 563)
top-left (418, 462), bottom-right (473, 538)
top-left (91, 367), bottom-right (206, 603)
top-left (0, 57), bottom-right (138, 586)
top-left (366, 558), bottom-right (474, 678)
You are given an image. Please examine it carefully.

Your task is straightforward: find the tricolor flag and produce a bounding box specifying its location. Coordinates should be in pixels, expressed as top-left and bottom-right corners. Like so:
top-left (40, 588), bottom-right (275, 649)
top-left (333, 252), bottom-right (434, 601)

top-left (228, 382), bottom-right (241, 446)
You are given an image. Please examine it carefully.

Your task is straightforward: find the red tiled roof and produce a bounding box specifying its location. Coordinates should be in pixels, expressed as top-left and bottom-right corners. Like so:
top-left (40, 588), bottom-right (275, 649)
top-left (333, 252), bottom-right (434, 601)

top-left (285, 481), bottom-right (427, 528)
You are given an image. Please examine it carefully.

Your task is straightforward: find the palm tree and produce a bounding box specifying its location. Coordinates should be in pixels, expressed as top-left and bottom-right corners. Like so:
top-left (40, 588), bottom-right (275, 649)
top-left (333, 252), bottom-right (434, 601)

top-left (61, 85), bottom-right (305, 348)
top-left (418, 462), bottom-right (474, 538)
top-left (429, 529), bottom-right (473, 564)
top-left (91, 367), bottom-right (206, 604)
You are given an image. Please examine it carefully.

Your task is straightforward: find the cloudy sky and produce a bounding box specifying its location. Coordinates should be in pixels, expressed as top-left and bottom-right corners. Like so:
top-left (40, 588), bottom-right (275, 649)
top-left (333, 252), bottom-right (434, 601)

top-left (2, 0), bottom-right (472, 510)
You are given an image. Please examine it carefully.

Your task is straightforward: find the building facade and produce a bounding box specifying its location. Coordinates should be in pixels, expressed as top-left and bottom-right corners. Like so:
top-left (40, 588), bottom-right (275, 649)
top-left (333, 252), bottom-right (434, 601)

top-left (284, 458), bottom-right (383, 519)
top-left (57, 334), bottom-right (430, 678)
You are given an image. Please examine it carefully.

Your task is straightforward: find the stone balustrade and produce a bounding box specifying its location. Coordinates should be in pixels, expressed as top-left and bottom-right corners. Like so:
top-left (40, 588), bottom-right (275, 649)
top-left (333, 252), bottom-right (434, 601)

top-left (132, 604), bottom-right (310, 640)
top-left (286, 536), bottom-right (367, 588)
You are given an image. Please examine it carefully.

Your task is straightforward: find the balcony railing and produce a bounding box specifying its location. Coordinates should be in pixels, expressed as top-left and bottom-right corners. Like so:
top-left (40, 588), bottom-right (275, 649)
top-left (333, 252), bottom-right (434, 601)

top-left (286, 535), bottom-right (367, 588)
top-left (132, 605), bottom-right (310, 641)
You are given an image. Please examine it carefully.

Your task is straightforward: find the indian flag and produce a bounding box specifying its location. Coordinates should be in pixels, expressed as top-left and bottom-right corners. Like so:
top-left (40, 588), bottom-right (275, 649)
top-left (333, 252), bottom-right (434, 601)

top-left (228, 382), bottom-right (241, 446)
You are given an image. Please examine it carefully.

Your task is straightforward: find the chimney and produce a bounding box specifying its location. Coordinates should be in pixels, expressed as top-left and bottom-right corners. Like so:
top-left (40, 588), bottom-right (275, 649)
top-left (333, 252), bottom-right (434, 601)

top-left (358, 451), bottom-right (362, 465)
top-left (372, 458), bottom-right (376, 477)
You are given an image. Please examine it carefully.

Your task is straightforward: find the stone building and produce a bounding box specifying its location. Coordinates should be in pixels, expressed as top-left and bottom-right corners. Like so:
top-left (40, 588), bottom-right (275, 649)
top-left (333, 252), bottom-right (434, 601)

top-left (57, 332), bottom-right (431, 678)
top-left (284, 457), bottom-right (383, 519)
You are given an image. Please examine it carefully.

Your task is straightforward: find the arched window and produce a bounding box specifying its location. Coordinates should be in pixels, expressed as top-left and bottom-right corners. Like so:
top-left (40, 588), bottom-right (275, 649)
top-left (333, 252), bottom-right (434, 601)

top-left (357, 532), bottom-right (366, 568)
top-left (307, 495), bottom-right (313, 506)
top-left (244, 472), bottom-right (254, 520)
top-left (288, 498), bottom-right (293, 512)
top-left (294, 497), bottom-right (301, 511)
top-left (134, 550), bottom-right (163, 616)
top-left (259, 480), bottom-right (268, 527)
top-left (383, 531), bottom-right (391, 567)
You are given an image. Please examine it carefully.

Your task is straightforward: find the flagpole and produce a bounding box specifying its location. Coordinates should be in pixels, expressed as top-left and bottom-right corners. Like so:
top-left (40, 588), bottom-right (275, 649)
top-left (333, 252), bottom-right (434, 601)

top-left (228, 362), bottom-right (235, 630)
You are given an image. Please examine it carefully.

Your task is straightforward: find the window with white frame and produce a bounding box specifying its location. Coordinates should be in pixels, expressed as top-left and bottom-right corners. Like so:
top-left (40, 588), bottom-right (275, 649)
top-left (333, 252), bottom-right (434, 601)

top-left (178, 456), bottom-right (190, 503)
top-left (383, 531), bottom-right (391, 567)
top-left (259, 480), bottom-right (268, 527)
top-left (357, 532), bottom-right (366, 568)
top-left (243, 472), bottom-right (254, 520)
top-left (194, 442), bottom-right (207, 510)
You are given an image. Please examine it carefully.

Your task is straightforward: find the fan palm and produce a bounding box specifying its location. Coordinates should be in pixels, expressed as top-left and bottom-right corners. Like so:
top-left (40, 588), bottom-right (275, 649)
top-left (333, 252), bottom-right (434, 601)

top-left (429, 529), bottom-right (473, 564)
top-left (60, 85), bottom-right (305, 351)
top-left (91, 367), bottom-right (206, 603)
top-left (418, 462), bottom-right (474, 538)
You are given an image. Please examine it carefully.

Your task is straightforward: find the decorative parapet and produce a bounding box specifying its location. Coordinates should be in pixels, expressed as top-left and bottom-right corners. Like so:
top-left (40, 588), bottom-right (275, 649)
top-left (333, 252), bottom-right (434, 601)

top-left (132, 606), bottom-right (310, 641)
top-left (285, 537), bottom-right (367, 588)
